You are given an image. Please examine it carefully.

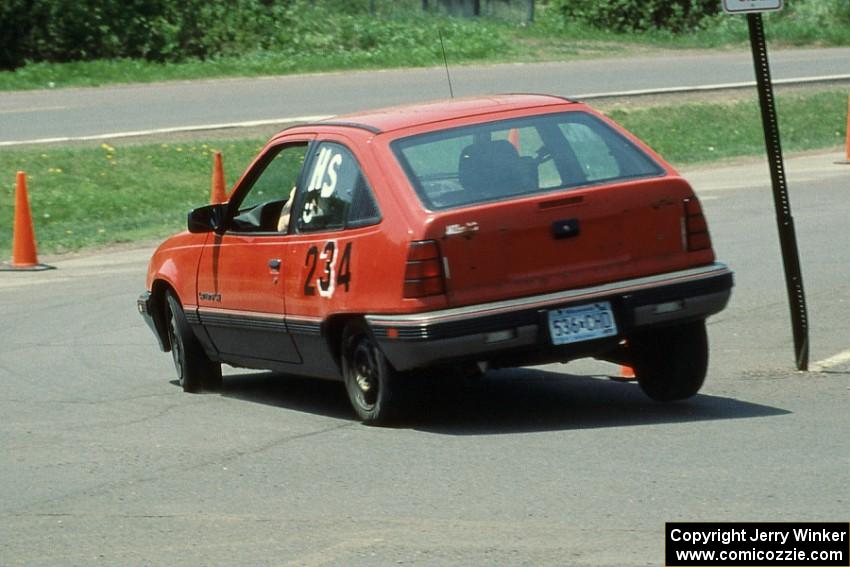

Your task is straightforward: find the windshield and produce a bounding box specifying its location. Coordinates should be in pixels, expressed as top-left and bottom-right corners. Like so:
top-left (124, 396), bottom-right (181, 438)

top-left (392, 111), bottom-right (664, 210)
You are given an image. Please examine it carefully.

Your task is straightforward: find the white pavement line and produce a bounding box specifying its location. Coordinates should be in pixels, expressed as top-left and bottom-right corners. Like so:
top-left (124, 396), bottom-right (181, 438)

top-left (0, 115), bottom-right (335, 147)
top-left (0, 105), bottom-right (69, 114)
top-left (810, 349), bottom-right (850, 372)
top-left (574, 73), bottom-right (850, 100)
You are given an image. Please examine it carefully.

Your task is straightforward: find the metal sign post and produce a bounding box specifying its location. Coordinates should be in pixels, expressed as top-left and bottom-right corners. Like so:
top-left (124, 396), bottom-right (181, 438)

top-left (725, 0), bottom-right (809, 370)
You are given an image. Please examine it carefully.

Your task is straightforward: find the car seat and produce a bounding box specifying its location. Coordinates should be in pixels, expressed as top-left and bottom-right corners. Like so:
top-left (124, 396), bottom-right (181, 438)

top-left (458, 139), bottom-right (528, 199)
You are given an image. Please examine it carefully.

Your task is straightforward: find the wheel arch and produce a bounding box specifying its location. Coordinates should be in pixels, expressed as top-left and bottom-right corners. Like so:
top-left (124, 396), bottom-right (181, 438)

top-left (323, 314), bottom-right (371, 372)
top-left (150, 279), bottom-right (178, 353)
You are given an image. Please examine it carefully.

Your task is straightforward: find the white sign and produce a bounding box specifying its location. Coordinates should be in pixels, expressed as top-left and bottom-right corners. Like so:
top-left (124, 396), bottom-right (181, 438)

top-left (722, 0), bottom-right (783, 13)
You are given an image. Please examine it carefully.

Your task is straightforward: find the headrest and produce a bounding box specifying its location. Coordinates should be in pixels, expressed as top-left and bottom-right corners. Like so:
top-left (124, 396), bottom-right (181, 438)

top-left (458, 140), bottom-right (523, 198)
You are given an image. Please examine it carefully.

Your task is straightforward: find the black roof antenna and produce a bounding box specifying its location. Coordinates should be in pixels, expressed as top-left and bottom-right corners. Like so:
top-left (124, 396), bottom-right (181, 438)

top-left (438, 30), bottom-right (454, 99)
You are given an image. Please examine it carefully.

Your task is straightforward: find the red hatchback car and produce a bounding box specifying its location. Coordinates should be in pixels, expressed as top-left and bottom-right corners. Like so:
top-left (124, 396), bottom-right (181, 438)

top-left (139, 94), bottom-right (733, 423)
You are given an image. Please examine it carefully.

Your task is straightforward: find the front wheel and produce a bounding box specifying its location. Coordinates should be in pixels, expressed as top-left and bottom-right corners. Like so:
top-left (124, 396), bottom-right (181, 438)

top-left (165, 291), bottom-right (222, 393)
top-left (341, 321), bottom-right (406, 425)
top-left (630, 321), bottom-right (708, 402)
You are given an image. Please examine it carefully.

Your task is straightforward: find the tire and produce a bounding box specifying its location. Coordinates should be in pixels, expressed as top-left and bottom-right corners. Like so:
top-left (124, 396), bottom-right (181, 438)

top-left (165, 291), bottom-right (222, 393)
top-left (341, 321), bottom-right (406, 425)
top-left (630, 320), bottom-right (708, 402)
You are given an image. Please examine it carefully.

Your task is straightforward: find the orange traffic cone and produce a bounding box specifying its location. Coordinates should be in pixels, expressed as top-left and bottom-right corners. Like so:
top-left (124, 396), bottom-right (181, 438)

top-left (210, 151), bottom-right (228, 204)
top-left (508, 128), bottom-right (521, 152)
top-left (1, 172), bottom-right (54, 272)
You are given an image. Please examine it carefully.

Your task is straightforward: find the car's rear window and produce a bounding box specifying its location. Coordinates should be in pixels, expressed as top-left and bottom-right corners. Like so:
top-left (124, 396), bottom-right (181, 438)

top-left (391, 111), bottom-right (664, 210)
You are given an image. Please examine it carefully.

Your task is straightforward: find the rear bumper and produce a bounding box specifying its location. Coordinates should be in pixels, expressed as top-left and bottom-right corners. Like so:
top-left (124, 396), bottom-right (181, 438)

top-left (366, 263), bottom-right (733, 371)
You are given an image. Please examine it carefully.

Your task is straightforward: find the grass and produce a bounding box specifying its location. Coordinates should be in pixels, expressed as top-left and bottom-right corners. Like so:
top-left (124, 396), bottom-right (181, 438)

top-left (525, 3), bottom-right (850, 51)
top-left (2, 3), bottom-right (850, 92)
top-left (0, 140), bottom-right (266, 257)
top-left (607, 90), bottom-right (848, 165)
top-left (0, 88), bottom-right (847, 258)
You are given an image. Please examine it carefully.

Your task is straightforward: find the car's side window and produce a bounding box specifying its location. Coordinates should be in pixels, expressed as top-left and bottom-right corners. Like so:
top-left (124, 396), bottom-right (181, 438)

top-left (295, 142), bottom-right (381, 233)
top-left (229, 143), bottom-right (309, 233)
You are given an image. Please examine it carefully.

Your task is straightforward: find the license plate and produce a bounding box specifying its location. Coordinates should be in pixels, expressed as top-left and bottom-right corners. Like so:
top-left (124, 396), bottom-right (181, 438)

top-left (548, 302), bottom-right (617, 345)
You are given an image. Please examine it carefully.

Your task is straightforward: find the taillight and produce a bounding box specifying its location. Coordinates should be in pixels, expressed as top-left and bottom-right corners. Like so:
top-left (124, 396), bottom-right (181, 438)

top-left (683, 198), bottom-right (712, 252)
top-left (403, 240), bottom-right (445, 298)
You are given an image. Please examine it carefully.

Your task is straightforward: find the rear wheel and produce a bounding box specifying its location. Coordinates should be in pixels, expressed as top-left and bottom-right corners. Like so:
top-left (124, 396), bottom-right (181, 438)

top-left (341, 321), bottom-right (406, 425)
top-left (630, 321), bottom-right (708, 402)
top-left (165, 291), bottom-right (222, 393)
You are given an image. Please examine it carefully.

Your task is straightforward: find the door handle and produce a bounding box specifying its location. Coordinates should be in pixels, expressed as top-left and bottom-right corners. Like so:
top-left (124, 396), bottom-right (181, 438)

top-left (268, 258), bottom-right (282, 271)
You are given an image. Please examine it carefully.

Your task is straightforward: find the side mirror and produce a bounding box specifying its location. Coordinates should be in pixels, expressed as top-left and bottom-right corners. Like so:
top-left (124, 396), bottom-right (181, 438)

top-left (187, 204), bottom-right (226, 234)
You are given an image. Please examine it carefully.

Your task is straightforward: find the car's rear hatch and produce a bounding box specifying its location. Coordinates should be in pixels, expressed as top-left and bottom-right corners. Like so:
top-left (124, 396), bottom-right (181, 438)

top-left (426, 176), bottom-right (712, 307)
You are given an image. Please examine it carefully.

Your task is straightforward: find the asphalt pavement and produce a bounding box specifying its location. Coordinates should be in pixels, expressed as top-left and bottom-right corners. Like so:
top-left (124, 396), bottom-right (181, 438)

top-left (1, 47), bottom-right (850, 144)
top-left (0, 151), bottom-right (848, 566)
